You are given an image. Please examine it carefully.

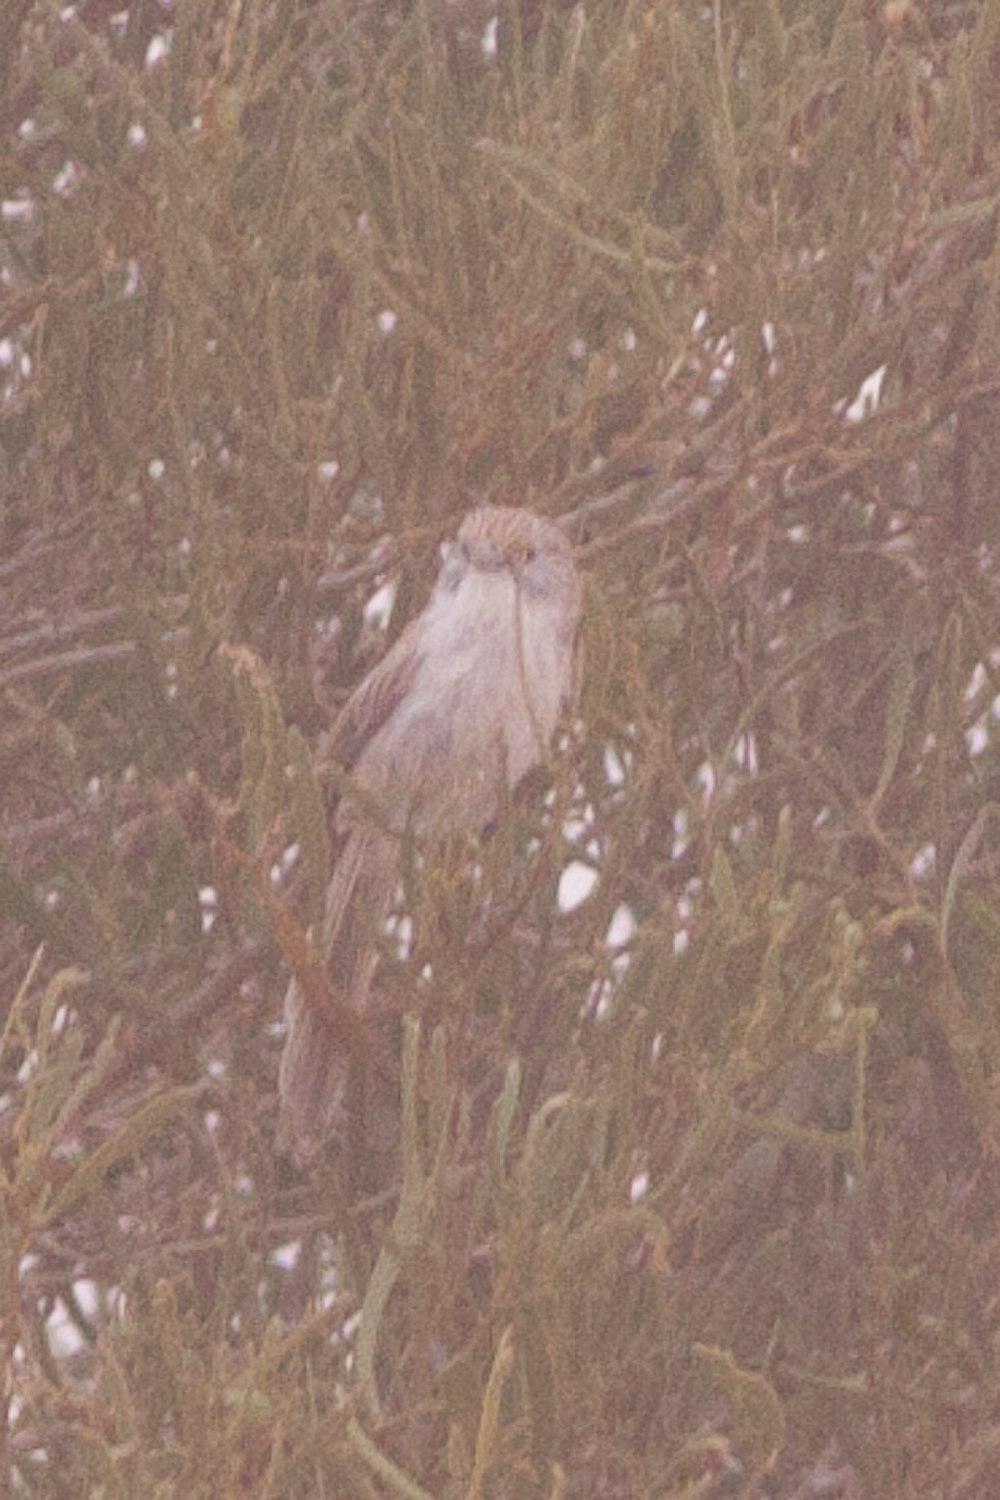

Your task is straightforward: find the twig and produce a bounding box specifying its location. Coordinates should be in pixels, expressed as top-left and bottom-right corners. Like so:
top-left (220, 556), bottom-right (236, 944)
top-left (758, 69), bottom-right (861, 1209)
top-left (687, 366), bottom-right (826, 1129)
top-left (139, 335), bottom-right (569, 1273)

top-left (0, 632), bottom-right (188, 690)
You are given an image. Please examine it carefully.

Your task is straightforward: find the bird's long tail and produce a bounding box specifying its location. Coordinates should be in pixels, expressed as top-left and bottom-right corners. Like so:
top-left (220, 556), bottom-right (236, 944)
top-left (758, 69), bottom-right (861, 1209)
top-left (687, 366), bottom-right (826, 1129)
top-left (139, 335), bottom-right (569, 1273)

top-left (277, 826), bottom-right (397, 1165)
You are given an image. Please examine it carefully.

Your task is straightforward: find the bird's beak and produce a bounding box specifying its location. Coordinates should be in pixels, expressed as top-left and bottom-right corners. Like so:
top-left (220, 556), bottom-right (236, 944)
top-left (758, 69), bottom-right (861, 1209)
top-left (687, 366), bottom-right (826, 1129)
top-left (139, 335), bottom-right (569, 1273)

top-left (466, 539), bottom-right (506, 572)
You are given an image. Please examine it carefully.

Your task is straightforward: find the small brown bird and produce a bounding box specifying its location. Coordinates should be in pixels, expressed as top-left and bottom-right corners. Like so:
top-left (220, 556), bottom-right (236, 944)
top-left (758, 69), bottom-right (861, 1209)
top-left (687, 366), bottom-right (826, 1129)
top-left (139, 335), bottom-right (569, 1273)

top-left (278, 506), bottom-right (583, 1164)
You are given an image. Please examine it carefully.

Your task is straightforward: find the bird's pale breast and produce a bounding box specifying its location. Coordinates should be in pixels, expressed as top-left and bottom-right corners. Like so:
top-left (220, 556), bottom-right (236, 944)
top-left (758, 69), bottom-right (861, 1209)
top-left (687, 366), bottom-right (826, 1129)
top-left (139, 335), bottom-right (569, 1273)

top-left (355, 565), bottom-right (572, 833)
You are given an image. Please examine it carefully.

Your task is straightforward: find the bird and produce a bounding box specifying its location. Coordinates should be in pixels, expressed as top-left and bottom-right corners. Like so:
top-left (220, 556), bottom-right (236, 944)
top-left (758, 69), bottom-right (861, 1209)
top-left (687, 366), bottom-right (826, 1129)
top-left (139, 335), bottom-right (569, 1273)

top-left (277, 505), bottom-right (583, 1165)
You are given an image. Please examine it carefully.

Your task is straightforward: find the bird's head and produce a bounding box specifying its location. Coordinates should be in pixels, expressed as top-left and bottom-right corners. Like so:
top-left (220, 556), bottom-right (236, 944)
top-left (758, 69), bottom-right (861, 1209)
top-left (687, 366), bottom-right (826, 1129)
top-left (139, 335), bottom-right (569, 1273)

top-left (442, 506), bottom-right (578, 603)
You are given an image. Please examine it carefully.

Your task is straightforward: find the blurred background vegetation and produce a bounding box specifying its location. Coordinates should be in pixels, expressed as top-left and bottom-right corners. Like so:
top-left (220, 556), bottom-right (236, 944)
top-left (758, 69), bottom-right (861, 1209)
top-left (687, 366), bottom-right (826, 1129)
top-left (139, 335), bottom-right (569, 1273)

top-left (2, 0), bottom-right (1000, 1494)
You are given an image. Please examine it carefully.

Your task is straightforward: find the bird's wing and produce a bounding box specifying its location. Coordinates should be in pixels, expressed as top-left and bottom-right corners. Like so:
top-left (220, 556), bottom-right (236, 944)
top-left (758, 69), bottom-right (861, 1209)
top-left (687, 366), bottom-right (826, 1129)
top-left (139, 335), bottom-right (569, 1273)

top-left (322, 619), bottom-right (423, 772)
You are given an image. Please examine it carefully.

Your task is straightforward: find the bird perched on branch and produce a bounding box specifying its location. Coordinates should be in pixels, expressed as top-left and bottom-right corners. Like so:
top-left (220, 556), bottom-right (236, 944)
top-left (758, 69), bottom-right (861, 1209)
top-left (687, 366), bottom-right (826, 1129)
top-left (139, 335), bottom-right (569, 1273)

top-left (278, 506), bottom-right (583, 1165)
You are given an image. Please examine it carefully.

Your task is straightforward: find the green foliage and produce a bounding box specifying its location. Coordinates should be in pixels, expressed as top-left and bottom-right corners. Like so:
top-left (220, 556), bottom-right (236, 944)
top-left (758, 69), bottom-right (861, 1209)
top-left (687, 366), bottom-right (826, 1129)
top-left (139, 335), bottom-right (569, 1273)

top-left (3, 0), bottom-right (1000, 1494)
